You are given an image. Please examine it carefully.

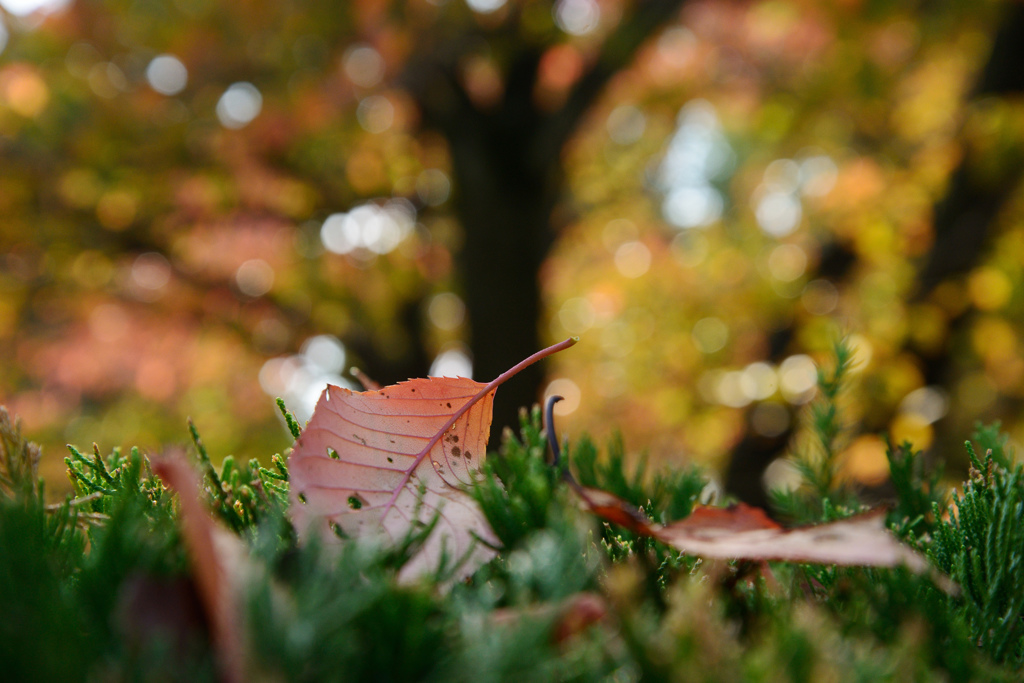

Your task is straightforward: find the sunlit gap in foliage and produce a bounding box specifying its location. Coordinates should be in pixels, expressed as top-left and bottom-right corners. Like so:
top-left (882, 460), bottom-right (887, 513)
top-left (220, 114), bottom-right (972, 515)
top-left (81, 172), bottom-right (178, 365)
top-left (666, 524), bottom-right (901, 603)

top-left (599, 218), bottom-right (652, 279)
top-left (554, 0), bottom-right (601, 36)
top-left (464, 0), bottom-right (506, 15)
top-left (343, 44), bottom-right (384, 88)
top-left (698, 354), bottom-right (817, 417)
top-left (128, 252), bottom-right (171, 302)
top-left (544, 377), bottom-right (581, 415)
top-left (356, 95), bottom-right (394, 134)
top-left (606, 104), bottom-right (646, 145)
top-left (145, 55), bottom-right (187, 96)
top-left (656, 100), bottom-right (733, 230)
top-left (216, 82), bottom-right (262, 129)
top-left (319, 198), bottom-right (416, 261)
top-left (0, 0), bottom-right (67, 17)
top-left (753, 154), bottom-right (837, 237)
top-left (427, 292), bottom-right (465, 332)
top-left (259, 335), bottom-right (354, 423)
top-left (892, 385), bottom-right (950, 451)
top-left (429, 345), bottom-right (473, 379)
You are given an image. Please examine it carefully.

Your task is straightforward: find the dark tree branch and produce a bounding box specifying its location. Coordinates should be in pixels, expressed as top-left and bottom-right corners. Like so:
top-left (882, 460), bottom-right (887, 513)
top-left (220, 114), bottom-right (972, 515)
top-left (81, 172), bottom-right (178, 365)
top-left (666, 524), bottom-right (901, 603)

top-left (534, 0), bottom-right (688, 166)
top-left (916, 0), bottom-right (1024, 295)
top-left (726, 2), bottom-right (1024, 504)
top-left (399, 1), bottom-right (692, 438)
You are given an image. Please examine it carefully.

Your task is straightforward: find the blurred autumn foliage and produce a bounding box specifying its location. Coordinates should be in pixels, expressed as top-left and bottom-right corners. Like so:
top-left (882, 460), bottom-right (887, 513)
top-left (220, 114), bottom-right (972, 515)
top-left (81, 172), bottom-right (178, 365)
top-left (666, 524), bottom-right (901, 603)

top-left (2, 0), bottom-right (1023, 498)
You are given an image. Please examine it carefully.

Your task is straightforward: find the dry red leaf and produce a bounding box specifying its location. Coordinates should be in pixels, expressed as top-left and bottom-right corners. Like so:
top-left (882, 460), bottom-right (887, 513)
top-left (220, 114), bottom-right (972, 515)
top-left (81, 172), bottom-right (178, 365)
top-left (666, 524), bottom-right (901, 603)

top-left (288, 337), bottom-right (577, 581)
top-left (572, 485), bottom-right (954, 591)
top-left (537, 393), bottom-right (954, 589)
top-left (671, 503), bottom-right (781, 533)
top-left (574, 486), bottom-right (657, 536)
top-left (656, 506), bottom-right (928, 570)
top-left (151, 453), bottom-right (247, 683)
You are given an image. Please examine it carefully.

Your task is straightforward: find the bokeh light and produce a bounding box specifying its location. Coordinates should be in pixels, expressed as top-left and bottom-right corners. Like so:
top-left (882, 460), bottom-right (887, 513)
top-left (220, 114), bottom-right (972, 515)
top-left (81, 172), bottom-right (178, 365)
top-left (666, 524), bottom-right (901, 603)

top-left (416, 169), bottom-right (451, 206)
top-left (657, 100), bottom-right (732, 229)
top-left (343, 44), bottom-right (385, 88)
top-left (428, 292), bottom-right (466, 331)
top-left (614, 241), bottom-right (651, 278)
top-left (146, 55), bottom-right (188, 96)
top-left (320, 199), bottom-right (416, 257)
top-left (356, 95), bottom-right (395, 133)
top-left (430, 345), bottom-right (473, 378)
top-left (779, 355), bottom-right (817, 404)
top-left (606, 105), bottom-right (646, 145)
top-left (545, 378), bottom-right (582, 415)
top-left (259, 335), bottom-right (353, 423)
top-left (465, 0), bottom-right (505, 15)
top-left (3, 0), bottom-right (1024, 497)
top-left (216, 82), bottom-right (262, 129)
top-left (554, 0), bottom-right (600, 36)
top-left (0, 0), bottom-right (68, 16)
top-left (235, 259), bottom-right (275, 297)
top-left (692, 317), bottom-right (729, 354)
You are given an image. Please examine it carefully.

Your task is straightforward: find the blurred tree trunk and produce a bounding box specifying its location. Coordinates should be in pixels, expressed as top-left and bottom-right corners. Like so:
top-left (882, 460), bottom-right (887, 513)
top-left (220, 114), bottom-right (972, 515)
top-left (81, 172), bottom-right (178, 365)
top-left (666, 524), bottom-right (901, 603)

top-left (452, 109), bottom-right (558, 438)
top-left (724, 1), bottom-right (1024, 506)
top-left (409, 0), bottom-right (688, 438)
top-left (917, 1), bottom-right (1024, 295)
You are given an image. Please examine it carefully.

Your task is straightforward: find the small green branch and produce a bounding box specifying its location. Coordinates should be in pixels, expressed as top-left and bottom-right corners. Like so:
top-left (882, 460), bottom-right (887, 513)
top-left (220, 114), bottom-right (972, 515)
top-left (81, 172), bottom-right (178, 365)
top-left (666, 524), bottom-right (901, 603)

top-left (276, 398), bottom-right (302, 440)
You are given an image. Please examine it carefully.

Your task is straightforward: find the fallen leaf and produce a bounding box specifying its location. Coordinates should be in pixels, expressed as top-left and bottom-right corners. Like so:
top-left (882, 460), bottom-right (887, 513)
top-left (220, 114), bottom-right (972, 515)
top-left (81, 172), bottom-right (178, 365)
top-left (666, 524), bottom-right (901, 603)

top-left (152, 452), bottom-right (248, 683)
top-left (288, 337), bottom-right (577, 581)
top-left (657, 505), bottom-right (924, 570)
top-left (575, 491), bottom-right (956, 592)
top-left (542, 396), bottom-right (954, 591)
top-left (573, 486), bottom-right (656, 536)
top-left (667, 503), bottom-right (781, 534)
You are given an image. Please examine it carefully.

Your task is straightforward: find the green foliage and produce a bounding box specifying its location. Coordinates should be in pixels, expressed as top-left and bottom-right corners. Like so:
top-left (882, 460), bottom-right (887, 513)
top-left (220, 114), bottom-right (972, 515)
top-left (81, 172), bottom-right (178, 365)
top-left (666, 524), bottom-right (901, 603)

top-left (473, 406), bottom-right (568, 550)
top-left (0, 407), bottom-right (42, 500)
top-left (6, 392), bottom-right (1024, 680)
top-left (248, 535), bottom-right (447, 683)
top-left (187, 418), bottom-right (284, 531)
top-left (771, 337), bottom-right (863, 525)
top-left (277, 397), bottom-right (304, 441)
top-left (569, 431), bottom-right (706, 590)
top-left (930, 434), bottom-right (1024, 665)
top-left (4, 435), bottom-right (218, 682)
top-left (571, 434), bottom-right (706, 525)
top-left (765, 348), bottom-right (1024, 677)
top-left (885, 440), bottom-right (947, 543)
top-left (66, 443), bottom-right (167, 511)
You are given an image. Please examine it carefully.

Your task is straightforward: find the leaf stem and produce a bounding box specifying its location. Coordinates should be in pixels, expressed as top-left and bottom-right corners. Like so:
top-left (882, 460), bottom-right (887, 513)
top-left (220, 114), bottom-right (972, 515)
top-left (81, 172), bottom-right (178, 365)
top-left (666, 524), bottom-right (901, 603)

top-left (382, 337), bottom-right (579, 519)
top-left (545, 395), bottom-right (564, 467)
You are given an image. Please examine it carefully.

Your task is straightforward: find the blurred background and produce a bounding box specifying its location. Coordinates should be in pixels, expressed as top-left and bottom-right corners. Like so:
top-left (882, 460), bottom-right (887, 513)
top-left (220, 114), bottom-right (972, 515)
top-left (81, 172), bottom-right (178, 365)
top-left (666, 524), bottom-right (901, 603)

top-left (2, 0), bottom-right (1023, 501)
